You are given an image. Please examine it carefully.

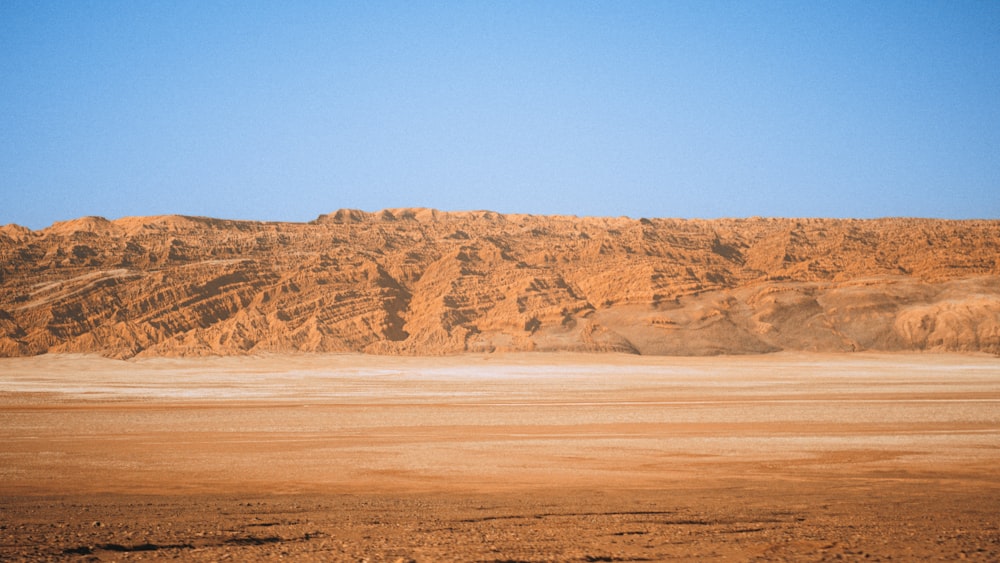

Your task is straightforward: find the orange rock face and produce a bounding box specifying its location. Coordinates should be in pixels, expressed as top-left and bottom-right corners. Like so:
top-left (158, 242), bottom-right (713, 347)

top-left (1, 209), bottom-right (998, 358)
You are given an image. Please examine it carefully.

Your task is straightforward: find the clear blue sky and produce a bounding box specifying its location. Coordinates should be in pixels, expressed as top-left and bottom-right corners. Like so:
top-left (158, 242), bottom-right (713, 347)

top-left (2, 1), bottom-right (998, 229)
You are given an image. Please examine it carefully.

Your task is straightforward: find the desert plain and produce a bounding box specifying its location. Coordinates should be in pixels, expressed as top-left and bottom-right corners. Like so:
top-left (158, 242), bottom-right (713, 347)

top-left (2, 351), bottom-right (999, 561)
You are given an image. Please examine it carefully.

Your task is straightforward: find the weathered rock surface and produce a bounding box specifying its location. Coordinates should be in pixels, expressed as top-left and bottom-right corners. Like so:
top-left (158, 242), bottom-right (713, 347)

top-left (1, 209), bottom-right (998, 358)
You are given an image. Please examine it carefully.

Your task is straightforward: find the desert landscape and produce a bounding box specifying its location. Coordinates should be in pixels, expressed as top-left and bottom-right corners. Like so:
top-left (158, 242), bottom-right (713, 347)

top-left (6, 0), bottom-right (1000, 557)
top-left (2, 211), bottom-right (999, 561)
top-left (1, 352), bottom-right (999, 561)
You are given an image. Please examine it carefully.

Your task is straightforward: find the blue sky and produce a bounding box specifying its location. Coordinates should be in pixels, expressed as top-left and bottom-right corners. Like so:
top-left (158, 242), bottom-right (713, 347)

top-left (2, 1), bottom-right (998, 229)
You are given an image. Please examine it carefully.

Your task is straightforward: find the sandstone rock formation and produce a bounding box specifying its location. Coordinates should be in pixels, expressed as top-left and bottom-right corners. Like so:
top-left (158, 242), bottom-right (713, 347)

top-left (1, 210), bottom-right (998, 358)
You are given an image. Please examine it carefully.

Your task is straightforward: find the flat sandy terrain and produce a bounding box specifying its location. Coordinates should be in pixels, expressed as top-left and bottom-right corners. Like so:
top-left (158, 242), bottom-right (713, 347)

top-left (2, 353), bottom-right (999, 561)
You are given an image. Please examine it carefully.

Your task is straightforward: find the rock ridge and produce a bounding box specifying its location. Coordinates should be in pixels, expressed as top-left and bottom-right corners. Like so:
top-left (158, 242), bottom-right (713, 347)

top-left (1, 210), bottom-right (998, 358)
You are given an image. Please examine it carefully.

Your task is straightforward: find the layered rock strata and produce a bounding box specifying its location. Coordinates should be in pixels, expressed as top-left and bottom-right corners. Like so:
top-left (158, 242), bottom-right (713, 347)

top-left (1, 210), bottom-right (998, 358)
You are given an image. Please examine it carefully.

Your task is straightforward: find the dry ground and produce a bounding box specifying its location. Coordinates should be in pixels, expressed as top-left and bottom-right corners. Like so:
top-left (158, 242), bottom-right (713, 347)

top-left (1, 352), bottom-right (999, 561)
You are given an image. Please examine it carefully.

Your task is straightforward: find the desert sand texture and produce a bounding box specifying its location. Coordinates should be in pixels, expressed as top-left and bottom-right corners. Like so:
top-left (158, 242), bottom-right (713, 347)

top-left (2, 210), bottom-right (999, 359)
top-left (2, 352), bottom-right (999, 561)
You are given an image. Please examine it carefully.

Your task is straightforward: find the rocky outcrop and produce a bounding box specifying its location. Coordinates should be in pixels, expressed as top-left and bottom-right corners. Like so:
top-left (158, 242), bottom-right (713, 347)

top-left (1, 210), bottom-right (998, 358)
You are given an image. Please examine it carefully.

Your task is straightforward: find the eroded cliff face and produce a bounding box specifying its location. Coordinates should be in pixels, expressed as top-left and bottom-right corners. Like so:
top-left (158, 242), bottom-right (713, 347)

top-left (1, 209), bottom-right (998, 358)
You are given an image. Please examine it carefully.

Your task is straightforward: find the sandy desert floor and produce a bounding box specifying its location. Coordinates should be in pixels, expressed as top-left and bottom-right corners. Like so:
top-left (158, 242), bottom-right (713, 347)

top-left (1, 352), bottom-right (999, 561)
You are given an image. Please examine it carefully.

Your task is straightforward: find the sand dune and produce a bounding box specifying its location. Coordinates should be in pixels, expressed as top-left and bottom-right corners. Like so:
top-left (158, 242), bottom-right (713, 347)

top-left (1, 210), bottom-right (998, 358)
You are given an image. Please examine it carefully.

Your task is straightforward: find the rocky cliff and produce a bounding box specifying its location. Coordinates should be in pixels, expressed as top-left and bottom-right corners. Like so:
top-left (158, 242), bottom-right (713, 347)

top-left (1, 209), bottom-right (998, 358)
